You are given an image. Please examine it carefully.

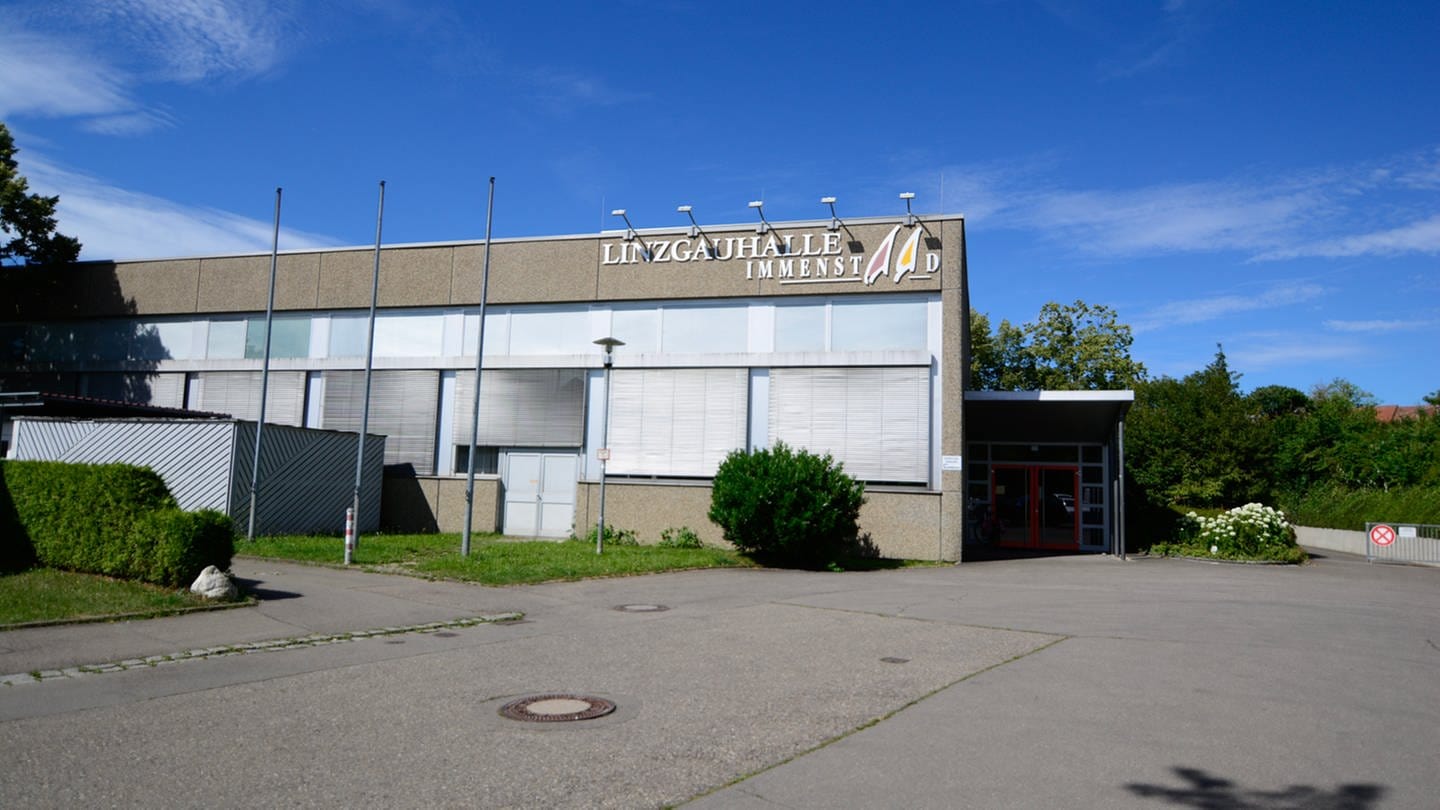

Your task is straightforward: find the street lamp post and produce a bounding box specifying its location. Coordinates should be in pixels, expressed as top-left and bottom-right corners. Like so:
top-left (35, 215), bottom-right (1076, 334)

top-left (593, 336), bottom-right (624, 554)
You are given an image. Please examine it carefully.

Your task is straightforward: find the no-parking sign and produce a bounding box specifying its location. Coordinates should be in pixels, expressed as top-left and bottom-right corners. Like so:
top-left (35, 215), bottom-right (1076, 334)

top-left (1369, 524), bottom-right (1397, 546)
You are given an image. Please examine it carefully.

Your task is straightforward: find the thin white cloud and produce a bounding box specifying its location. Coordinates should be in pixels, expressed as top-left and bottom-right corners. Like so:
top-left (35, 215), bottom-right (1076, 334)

top-left (23, 154), bottom-right (340, 261)
top-left (1254, 214), bottom-right (1440, 260)
top-left (1226, 337), bottom-right (1367, 371)
top-left (1133, 282), bottom-right (1326, 333)
top-left (948, 147), bottom-right (1440, 263)
top-left (0, 1), bottom-right (291, 133)
top-left (1324, 318), bottom-right (1433, 333)
top-left (0, 32), bottom-right (136, 120)
top-left (527, 68), bottom-right (648, 114)
top-left (95, 0), bottom-right (288, 82)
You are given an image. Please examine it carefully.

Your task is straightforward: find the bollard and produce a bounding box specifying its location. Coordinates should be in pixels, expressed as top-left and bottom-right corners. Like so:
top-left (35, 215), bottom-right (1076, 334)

top-left (344, 507), bottom-right (355, 565)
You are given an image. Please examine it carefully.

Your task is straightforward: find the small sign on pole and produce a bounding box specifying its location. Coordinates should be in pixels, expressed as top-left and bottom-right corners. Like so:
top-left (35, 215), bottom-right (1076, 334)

top-left (1369, 524), bottom-right (1396, 547)
top-left (597, 448), bottom-right (611, 461)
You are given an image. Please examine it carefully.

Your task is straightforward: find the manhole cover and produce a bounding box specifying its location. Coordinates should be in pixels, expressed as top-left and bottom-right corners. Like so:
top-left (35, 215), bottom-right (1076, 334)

top-left (499, 694), bottom-right (617, 723)
top-left (613, 604), bottom-right (669, 613)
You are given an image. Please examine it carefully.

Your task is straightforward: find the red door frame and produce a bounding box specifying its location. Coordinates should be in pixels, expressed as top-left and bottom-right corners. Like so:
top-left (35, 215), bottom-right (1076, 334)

top-left (991, 464), bottom-right (1080, 550)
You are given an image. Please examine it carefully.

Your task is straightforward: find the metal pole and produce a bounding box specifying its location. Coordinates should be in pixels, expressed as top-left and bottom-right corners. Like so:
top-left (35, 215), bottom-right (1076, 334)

top-left (462, 177), bottom-right (496, 557)
top-left (246, 187), bottom-right (282, 541)
top-left (1116, 417), bottom-right (1127, 560)
top-left (596, 350), bottom-right (612, 555)
top-left (352, 181), bottom-right (385, 550)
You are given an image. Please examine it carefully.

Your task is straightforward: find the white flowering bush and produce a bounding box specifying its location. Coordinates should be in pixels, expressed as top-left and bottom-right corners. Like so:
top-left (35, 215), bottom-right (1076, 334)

top-left (1171, 503), bottom-right (1300, 561)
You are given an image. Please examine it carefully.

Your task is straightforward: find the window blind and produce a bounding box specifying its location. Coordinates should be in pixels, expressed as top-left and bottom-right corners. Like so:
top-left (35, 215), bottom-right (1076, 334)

top-left (450, 369), bottom-right (586, 448)
top-left (197, 371), bottom-right (306, 426)
top-left (607, 368), bottom-right (748, 477)
top-left (768, 367), bottom-right (930, 483)
top-left (322, 369), bottom-right (438, 473)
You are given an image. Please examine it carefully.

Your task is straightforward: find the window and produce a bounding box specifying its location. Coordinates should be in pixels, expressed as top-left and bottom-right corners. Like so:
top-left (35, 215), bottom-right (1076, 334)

top-left (773, 303), bottom-right (826, 351)
top-left (245, 316), bottom-right (311, 359)
top-left (830, 298), bottom-right (926, 351)
top-left (322, 370), bottom-right (439, 472)
top-left (608, 368), bottom-right (748, 477)
top-left (196, 371), bottom-right (306, 425)
top-left (451, 369), bottom-right (586, 447)
top-left (661, 305), bottom-right (746, 353)
top-left (769, 367), bottom-right (930, 483)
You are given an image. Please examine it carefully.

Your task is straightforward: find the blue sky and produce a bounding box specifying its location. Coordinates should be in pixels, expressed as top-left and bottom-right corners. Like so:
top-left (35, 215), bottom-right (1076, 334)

top-left (2, 0), bottom-right (1436, 404)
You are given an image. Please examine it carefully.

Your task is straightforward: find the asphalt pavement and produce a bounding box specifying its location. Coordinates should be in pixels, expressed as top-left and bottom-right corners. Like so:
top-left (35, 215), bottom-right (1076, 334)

top-left (1, 550), bottom-right (1435, 808)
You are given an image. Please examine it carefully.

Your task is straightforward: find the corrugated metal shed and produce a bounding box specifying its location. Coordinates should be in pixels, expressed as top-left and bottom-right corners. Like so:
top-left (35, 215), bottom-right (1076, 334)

top-left (9, 417), bottom-right (384, 535)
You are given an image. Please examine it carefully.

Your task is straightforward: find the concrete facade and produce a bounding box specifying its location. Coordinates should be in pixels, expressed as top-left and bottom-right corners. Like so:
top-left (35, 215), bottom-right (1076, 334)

top-left (0, 211), bottom-right (1127, 560)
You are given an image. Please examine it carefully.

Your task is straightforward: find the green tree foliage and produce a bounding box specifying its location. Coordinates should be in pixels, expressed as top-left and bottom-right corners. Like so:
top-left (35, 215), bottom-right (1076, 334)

top-left (970, 300), bottom-right (1146, 390)
top-left (1126, 347), bottom-right (1267, 507)
top-left (1, 122), bottom-right (81, 267)
top-left (708, 442), bottom-right (865, 567)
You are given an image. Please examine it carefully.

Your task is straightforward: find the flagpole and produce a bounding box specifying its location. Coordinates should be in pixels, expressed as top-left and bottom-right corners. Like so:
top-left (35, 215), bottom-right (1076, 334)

top-left (352, 180), bottom-right (385, 550)
top-left (247, 187), bottom-right (282, 541)
top-left (462, 177), bottom-right (495, 557)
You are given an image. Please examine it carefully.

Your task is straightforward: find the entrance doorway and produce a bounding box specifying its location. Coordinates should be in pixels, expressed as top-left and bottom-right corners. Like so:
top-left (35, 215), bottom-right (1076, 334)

top-left (991, 465), bottom-right (1079, 550)
top-left (502, 452), bottom-right (579, 538)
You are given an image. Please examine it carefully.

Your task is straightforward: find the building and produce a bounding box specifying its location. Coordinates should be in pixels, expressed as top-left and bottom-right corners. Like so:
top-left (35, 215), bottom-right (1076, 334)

top-left (0, 211), bottom-right (1130, 560)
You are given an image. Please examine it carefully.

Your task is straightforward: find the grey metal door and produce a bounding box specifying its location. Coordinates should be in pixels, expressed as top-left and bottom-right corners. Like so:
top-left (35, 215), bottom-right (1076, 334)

top-left (502, 452), bottom-right (578, 538)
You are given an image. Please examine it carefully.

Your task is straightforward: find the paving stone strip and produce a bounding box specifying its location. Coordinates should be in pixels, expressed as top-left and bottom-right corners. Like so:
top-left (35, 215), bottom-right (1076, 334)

top-left (0, 612), bottom-right (523, 687)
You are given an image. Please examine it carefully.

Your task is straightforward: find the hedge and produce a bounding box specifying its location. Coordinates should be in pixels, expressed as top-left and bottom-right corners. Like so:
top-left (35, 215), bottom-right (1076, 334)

top-left (0, 460), bottom-right (234, 587)
top-left (1278, 484), bottom-right (1440, 531)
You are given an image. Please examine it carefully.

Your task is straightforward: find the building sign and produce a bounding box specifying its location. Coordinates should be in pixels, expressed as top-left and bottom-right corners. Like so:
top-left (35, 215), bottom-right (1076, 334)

top-left (601, 225), bottom-right (939, 286)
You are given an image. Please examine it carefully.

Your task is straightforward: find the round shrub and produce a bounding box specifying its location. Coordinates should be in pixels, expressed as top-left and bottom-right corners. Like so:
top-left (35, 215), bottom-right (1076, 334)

top-left (708, 442), bottom-right (865, 568)
top-left (1167, 502), bottom-right (1304, 562)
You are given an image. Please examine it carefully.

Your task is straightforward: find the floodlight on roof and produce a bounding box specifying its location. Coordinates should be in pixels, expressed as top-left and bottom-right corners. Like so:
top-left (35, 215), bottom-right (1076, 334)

top-left (677, 204), bottom-right (717, 255)
top-left (748, 200), bottom-right (773, 235)
top-left (610, 208), bottom-right (651, 260)
top-left (821, 196), bottom-right (842, 231)
top-left (899, 192), bottom-right (918, 227)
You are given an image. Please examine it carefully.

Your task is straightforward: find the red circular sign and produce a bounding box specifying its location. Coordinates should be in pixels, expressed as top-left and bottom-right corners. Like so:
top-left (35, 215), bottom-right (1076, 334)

top-left (1369, 524), bottom-right (1396, 546)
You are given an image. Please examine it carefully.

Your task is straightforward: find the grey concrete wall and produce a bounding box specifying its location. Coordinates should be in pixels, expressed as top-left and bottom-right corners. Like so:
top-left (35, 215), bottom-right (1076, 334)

top-left (575, 480), bottom-right (954, 561)
top-left (1, 216), bottom-right (964, 320)
top-left (380, 474), bottom-right (500, 534)
top-left (1295, 525), bottom-right (1367, 556)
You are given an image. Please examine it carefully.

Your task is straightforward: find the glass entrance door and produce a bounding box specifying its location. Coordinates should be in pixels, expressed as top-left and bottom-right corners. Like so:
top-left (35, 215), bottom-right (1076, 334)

top-left (992, 464), bottom-right (1080, 550)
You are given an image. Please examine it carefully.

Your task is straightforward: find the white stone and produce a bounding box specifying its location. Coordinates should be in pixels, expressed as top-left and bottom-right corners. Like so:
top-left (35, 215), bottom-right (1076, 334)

top-left (190, 566), bottom-right (239, 600)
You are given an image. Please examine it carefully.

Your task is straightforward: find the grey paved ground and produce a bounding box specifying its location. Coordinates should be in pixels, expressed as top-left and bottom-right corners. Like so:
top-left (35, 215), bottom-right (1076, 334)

top-left (0, 550), bottom-right (1436, 808)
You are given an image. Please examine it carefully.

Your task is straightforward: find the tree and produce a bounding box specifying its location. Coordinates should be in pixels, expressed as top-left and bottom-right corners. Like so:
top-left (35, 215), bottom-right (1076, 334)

top-left (1, 122), bottom-right (81, 267)
top-left (1126, 347), bottom-right (1267, 507)
top-left (970, 300), bottom-right (1146, 390)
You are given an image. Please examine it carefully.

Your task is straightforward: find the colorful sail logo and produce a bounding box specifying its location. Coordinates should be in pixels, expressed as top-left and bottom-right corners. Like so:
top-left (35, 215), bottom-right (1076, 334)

top-left (862, 224), bottom-right (928, 285)
top-left (863, 225), bottom-right (902, 285)
top-left (893, 227), bottom-right (922, 283)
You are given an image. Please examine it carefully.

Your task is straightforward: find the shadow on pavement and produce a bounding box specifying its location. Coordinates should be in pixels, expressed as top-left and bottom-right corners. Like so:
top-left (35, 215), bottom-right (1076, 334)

top-left (1125, 766), bottom-right (1384, 809)
top-left (233, 579), bottom-right (303, 601)
top-left (960, 544), bottom-right (1098, 563)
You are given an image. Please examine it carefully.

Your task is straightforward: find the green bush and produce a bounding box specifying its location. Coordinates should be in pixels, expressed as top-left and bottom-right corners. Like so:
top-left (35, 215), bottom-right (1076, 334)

top-left (708, 442), bottom-right (865, 568)
top-left (658, 526), bottom-right (703, 549)
top-left (1278, 484), bottom-right (1440, 530)
top-left (1153, 502), bottom-right (1306, 563)
top-left (0, 460), bottom-right (234, 587)
top-left (133, 509), bottom-right (235, 588)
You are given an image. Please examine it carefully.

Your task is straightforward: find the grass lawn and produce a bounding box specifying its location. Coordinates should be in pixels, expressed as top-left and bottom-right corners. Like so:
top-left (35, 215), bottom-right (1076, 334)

top-left (237, 532), bottom-right (760, 585)
top-left (0, 568), bottom-right (216, 626)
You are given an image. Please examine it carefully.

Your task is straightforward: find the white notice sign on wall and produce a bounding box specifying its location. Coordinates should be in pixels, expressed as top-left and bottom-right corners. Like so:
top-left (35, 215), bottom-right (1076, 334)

top-left (941, 455), bottom-right (963, 471)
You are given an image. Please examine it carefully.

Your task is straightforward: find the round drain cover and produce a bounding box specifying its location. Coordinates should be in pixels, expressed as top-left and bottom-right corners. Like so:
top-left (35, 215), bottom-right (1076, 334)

top-left (614, 604), bottom-right (668, 612)
top-left (499, 694), bottom-right (617, 723)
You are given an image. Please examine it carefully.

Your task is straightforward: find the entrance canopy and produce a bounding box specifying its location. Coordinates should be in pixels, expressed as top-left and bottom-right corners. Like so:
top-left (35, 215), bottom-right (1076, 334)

top-left (964, 390), bottom-right (1133, 444)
